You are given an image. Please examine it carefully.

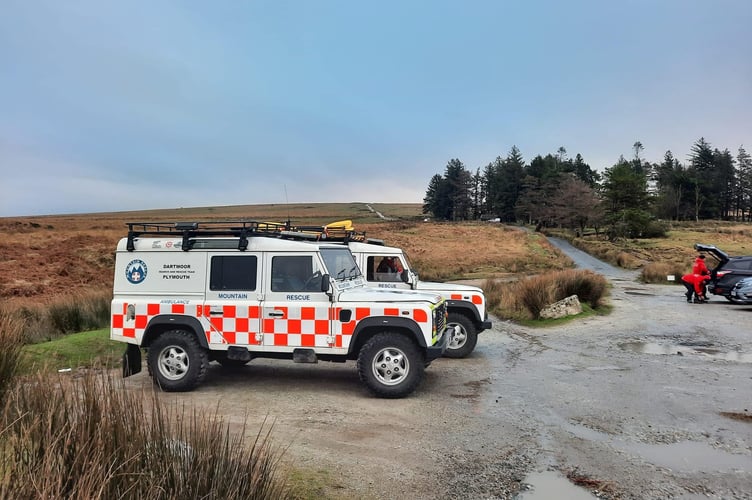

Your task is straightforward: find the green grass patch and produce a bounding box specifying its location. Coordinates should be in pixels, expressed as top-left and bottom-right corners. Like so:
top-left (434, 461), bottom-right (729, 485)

top-left (285, 467), bottom-right (350, 499)
top-left (19, 328), bottom-right (123, 374)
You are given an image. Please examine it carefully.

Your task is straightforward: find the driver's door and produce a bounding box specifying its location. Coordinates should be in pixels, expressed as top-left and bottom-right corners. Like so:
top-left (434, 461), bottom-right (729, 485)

top-left (261, 253), bottom-right (333, 350)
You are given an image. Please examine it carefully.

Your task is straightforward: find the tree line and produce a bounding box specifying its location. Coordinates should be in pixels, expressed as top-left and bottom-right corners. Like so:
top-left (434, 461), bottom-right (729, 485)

top-left (422, 138), bottom-right (752, 239)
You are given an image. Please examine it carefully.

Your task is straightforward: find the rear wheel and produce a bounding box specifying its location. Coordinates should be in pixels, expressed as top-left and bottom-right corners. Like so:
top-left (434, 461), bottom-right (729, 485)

top-left (147, 330), bottom-right (208, 392)
top-left (444, 312), bottom-right (478, 358)
top-left (357, 332), bottom-right (424, 398)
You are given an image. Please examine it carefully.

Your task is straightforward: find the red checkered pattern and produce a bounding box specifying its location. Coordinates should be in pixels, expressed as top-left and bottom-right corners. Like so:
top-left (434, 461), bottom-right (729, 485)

top-left (112, 300), bottom-right (435, 350)
top-left (262, 305), bottom-right (333, 348)
top-left (206, 304), bottom-right (261, 345)
top-left (450, 293), bottom-right (484, 306)
top-left (111, 301), bottom-right (262, 346)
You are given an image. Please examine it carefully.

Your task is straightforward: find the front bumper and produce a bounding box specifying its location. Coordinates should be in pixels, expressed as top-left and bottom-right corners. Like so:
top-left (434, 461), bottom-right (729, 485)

top-left (426, 325), bottom-right (456, 361)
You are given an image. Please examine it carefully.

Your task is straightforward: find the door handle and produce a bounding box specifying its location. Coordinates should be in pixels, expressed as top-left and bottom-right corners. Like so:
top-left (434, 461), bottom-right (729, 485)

top-left (209, 310), bottom-right (223, 316)
top-left (268, 311), bottom-right (284, 318)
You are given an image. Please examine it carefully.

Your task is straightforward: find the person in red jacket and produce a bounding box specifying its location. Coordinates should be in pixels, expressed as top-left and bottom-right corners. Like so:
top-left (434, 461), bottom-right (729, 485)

top-left (693, 254), bottom-right (709, 276)
top-left (681, 273), bottom-right (709, 302)
top-left (683, 254), bottom-right (710, 303)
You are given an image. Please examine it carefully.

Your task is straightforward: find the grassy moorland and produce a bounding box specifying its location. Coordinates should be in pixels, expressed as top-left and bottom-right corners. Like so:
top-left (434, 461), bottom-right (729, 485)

top-left (545, 220), bottom-right (752, 283)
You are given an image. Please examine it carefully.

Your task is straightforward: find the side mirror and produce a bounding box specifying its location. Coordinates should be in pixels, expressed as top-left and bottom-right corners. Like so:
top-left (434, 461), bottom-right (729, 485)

top-left (400, 269), bottom-right (410, 283)
top-left (320, 274), bottom-right (331, 293)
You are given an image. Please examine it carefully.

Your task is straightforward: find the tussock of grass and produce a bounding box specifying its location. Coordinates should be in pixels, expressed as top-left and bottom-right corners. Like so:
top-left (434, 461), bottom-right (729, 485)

top-left (484, 269), bottom-right (608, 321)
top-left (0, 372), bottom-right (288, 499)
top-left (0, 308), bottom-right (25, 398)
top-left (615, 251), bottom-right (641, 269)
top-left (47, 290), bottom-right (111, 335)
top-left (641, 262), bottom-right (687, 284)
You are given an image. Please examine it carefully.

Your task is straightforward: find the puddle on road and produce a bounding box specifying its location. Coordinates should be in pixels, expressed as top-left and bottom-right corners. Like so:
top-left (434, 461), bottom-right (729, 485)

top-left (517, 470), bottom-right (597, 499)
top-left (623, 440), bottom-right (752, 472)
top-left (558, 419), bottom-right (752, 473)
top-left (619, 341), bottom-right (752, 363)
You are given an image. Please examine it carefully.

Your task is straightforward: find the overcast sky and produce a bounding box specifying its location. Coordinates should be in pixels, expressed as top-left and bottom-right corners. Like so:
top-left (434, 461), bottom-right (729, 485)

top-left (1, 0), bottom-right (750, 217)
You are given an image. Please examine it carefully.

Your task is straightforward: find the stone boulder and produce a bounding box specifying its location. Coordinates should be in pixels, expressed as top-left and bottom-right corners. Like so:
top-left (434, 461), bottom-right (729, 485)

top-left (539, 295), bottom-right (582, 319)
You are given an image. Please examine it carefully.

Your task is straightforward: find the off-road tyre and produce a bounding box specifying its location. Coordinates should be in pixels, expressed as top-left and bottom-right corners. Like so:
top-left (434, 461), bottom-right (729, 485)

top-left (444, 312), bottom-right (478, 358)
top-left (357, 332), bottom-right (424, 398)
top-left (147, 330), bottom-right (209, 392)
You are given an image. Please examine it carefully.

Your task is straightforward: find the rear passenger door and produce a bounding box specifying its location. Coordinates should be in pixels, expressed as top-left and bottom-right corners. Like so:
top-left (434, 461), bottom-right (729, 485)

top-left (203, 253), bottom-right (262, 348)
top-left (261, 253), bottom-right (333, 351)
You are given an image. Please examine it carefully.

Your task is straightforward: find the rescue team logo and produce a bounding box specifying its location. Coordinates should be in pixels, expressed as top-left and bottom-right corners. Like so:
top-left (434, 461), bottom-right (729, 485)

top-left (126, 259), bottom-right (148, 284)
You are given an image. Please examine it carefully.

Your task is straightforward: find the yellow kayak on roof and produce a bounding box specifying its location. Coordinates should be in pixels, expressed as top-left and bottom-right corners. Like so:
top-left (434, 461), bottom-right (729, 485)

top-left (325, 220), bottom-right (354, 231)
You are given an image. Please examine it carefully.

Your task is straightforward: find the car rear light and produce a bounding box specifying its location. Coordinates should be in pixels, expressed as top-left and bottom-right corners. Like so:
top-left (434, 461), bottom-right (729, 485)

top-left (715, 271), bottom-right (729, 278)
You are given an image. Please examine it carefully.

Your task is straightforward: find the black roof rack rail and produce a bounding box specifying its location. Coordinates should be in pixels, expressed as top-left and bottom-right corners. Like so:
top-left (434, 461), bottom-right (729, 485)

top-left (125, 220), bottom-right (317, 251)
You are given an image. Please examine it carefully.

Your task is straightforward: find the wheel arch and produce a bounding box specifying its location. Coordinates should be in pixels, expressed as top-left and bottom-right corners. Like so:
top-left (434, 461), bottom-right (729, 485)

top-left (349, 317), bottom-right (425, 357)
top-left (446, 300), bottom-right (481, 324)
top-left (143, 315), bottom-right (208, 349)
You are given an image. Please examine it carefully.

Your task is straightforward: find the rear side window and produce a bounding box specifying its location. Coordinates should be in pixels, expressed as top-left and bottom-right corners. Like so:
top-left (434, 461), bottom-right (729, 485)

top-left (723, 259), bottom-right (752, 271)
top-left (210, 256), bottom-right (257, 291)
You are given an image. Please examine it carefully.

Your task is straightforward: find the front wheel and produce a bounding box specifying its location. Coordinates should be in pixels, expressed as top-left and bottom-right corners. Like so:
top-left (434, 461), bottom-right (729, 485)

top-left (357, 332), bottom-right (424, 398)
top-left (444, 312), bottom-right (478, 358)
top-left (147, 330), bottom-right (209, 392)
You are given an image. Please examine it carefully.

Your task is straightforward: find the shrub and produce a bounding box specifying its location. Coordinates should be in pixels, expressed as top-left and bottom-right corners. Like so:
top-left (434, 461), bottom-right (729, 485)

top-left (47, 291), bottom-right (111, 335)
top-left (0, 372), bottom-right (288, 499)
top-left (4, 290), bottom-right (112, 343)
top-left (518, 275), bottom-right (556, 319)
top-left (615, 251), bottom-right (641, 269)
top-left (553, 269), bottom-right (608, 308)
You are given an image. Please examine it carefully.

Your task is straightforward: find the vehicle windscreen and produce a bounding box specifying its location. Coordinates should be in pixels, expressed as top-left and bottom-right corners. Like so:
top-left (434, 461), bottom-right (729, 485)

top-left (320, 248), bottom-right (361, 280)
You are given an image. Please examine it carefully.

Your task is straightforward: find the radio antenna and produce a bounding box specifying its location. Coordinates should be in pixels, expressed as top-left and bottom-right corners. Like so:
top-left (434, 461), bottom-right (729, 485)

top-left (284, 184), bottom-right (291, 229)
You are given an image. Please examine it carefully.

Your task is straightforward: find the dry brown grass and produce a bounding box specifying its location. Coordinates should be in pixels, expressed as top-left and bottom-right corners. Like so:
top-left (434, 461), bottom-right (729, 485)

top-left (641, 261), bottom-right (687, 284)
top-left (0, 372), bottom-right (288, 498)
top-left (0, 308), bottom-right (25, 398)
top-left (0, 207), bottom-right (573, 310)
top-left (361, 221), bottom-right (572, 281)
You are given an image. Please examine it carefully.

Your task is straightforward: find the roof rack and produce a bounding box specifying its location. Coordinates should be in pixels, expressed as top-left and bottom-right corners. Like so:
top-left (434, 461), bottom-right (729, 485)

top-left (125, 220), bottom-right (315, 251)
top-left (125, 219), bottom-right (386, 252)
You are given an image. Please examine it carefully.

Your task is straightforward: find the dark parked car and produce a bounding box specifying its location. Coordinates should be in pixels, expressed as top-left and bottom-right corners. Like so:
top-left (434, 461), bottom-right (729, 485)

top-left (694, 243), bottom-right (752, 301)
top-left (730, 276), bottom-right (752, 305)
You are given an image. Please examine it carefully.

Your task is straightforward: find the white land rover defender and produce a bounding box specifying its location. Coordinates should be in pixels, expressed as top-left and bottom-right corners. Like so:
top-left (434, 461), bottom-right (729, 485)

top-left (290, 222), bottom-right (492, 358)
top-left (111, 221), bottom-right (453, 398)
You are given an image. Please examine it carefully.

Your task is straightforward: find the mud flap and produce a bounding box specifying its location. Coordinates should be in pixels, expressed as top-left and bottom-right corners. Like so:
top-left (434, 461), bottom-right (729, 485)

top-left (122, 344), bottom-right (142, 377)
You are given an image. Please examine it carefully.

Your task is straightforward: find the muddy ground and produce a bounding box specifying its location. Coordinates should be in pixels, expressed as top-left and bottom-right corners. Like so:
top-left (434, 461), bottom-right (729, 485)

top-left (123, 238), bottom-right (752, 499)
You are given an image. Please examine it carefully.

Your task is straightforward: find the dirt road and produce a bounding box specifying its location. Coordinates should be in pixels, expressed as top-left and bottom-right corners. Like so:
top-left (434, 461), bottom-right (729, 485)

top-left (124, 240), bottom-right (752, 499)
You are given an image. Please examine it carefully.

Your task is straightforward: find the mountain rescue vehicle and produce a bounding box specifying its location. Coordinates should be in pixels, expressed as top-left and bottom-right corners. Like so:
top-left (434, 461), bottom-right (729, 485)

top-left (111, 221), bottom-right (453, 398)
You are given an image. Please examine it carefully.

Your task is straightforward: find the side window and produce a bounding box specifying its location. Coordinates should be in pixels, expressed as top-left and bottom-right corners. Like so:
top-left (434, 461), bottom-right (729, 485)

top-left (370, 255), bottom-right (404, 282)
top-left (210, 255), bottom-right (257, 291)
top-left (271, 255), bottom-right (321, 292)
top-left (725, 259), bottom-right (752, 271)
